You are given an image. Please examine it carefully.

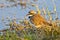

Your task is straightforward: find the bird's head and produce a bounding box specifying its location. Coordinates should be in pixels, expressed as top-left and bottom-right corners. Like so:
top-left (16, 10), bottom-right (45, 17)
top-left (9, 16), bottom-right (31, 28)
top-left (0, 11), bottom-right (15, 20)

top-left (26, 10), bottom-right (36, 17)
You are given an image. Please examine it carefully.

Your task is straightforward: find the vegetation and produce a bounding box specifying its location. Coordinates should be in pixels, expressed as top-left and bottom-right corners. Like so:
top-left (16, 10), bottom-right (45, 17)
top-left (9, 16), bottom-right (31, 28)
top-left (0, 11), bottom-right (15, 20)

top-left (0, 0), bottom-right (60, 40)
top-left (0, 18), bottom-right (60, 40)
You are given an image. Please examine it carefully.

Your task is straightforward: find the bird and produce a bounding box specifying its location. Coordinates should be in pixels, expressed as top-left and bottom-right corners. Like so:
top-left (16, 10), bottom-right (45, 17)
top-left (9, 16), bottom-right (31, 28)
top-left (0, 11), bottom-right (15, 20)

top-left (26, 10), bottom-right (52, 28)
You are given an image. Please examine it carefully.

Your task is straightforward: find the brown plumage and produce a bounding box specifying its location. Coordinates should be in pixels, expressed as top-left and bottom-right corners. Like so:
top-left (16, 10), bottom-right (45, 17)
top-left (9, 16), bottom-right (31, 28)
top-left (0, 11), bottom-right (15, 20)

top-left (26, 10), bottom-right (52, 28)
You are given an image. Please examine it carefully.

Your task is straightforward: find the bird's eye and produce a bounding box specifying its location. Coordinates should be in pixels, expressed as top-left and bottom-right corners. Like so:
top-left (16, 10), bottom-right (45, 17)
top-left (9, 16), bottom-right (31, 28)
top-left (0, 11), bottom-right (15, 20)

top-left (28, 16), bottom-right (31, 18)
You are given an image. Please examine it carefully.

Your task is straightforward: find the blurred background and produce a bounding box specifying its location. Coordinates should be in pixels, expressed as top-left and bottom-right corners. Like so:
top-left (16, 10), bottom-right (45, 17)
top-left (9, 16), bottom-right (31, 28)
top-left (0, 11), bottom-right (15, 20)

top-left (0, 0), bottom-right (60, 30)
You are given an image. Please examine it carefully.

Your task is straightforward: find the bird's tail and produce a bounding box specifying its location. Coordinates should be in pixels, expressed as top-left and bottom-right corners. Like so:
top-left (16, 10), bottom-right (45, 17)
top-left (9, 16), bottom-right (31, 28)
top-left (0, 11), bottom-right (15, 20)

top-left (47, 22), bottom-right (52, 26)
top-left (43, 21), bottom-right (52, 26)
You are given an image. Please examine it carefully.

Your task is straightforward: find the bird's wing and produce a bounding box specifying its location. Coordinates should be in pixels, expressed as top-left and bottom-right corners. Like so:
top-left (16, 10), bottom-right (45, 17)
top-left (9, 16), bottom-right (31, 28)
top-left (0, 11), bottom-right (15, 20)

top-left (30, 14), bottom-right (43, 26)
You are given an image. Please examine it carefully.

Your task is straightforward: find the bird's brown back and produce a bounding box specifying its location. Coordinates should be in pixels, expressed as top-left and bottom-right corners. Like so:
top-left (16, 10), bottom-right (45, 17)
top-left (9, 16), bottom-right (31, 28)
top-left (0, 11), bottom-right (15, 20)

top-left (30, 14), bottom-right (51, 26)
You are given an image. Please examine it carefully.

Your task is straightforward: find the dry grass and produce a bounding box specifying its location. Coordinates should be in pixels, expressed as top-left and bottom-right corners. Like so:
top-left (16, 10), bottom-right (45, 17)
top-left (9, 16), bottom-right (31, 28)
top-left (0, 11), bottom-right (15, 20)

top-left (0, 0), bottom-right (60, 40)
top-left (0, 18), bottom-right (60, 40)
